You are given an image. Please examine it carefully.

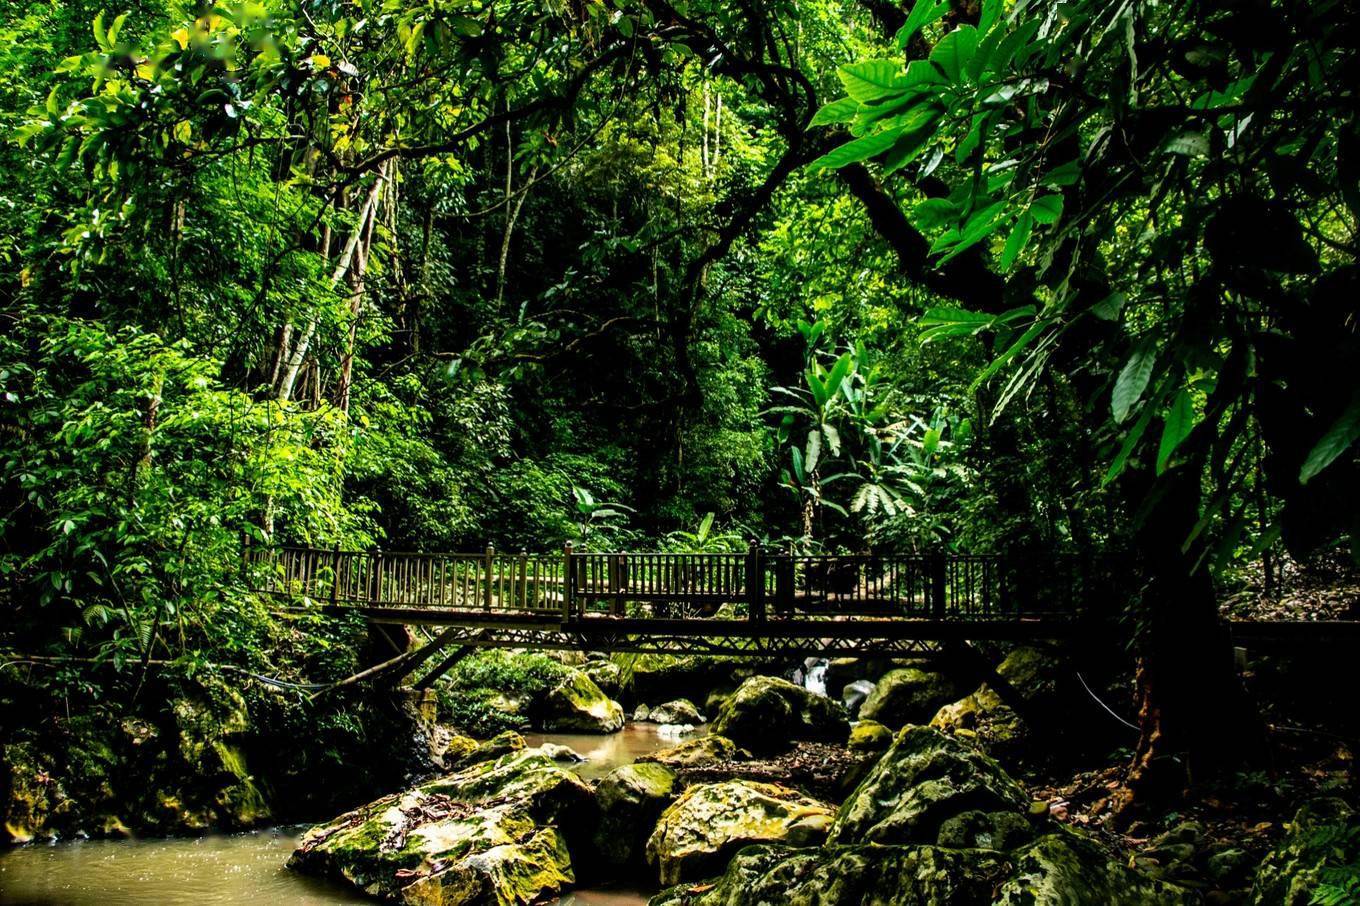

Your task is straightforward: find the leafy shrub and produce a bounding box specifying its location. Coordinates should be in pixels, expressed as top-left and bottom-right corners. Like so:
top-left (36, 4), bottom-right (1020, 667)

top-left (437, 650), bottom-right (571, 737)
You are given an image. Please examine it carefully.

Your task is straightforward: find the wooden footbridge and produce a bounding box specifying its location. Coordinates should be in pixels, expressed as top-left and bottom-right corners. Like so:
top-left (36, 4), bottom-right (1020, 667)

top-left (247, 543), bottom-right (1098, 659)
top-left (247, 542), bottom-right (1359, 687)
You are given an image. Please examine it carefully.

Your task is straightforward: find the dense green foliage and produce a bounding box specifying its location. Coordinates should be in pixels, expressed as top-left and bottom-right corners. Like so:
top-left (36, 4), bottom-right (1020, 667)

top-left (0, 0), bottom-right (1355, 816)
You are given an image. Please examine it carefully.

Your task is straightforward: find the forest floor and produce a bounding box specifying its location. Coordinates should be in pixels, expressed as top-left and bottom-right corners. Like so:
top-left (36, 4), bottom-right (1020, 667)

top-left (1220, 551), bottom-right (1360, 621)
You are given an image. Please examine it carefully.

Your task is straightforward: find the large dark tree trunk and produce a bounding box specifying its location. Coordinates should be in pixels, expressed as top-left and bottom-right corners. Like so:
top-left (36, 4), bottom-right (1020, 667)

top-left (1115, 465), bottom-right (1267, 818)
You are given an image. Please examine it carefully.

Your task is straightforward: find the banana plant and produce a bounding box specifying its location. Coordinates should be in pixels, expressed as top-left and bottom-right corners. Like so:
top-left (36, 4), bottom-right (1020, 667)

top-left (570, 486), bottom-right (633, 546)
top-left (663, 512), bottom-right (746, 553)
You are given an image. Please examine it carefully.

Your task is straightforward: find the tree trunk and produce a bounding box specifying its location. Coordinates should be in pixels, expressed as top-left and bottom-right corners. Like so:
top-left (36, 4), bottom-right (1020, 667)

top-left (1114, 465), bottom-right (1267, 819)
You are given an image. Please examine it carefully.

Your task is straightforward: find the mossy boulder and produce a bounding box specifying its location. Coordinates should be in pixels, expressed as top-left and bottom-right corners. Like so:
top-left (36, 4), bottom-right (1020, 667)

top-left (936, 808), bottom-right (1034, 850)
top-left (847, 720), bottom-right (893, 753)
top-left (649, 842), bottom-right (1009, 905)
top-left (638, 735), bottom-right (748, 769)
top-left (626, 656), bottom-right (785, 710)
top-left (2, 742), bottom-right (72, 843)
top-left (540, 670), bottom-right (625, 733)
top-left (645, 780), bottom-right (834, 885)
top-left (858, 667), bottom-right (964, 729)
top-left (649, 832), bottom-right (1195, 906)
top-left (997, 831), bottom-right (1198, 904)
top-left (170, 676), bottom-right (269, 827)
top-left (710, 677), bottom-right (848, 754)
top-left (829, 726), bottom-right (1029, 846)
top-left (580, 660), bottom-right (623, 698)
top-left (446, 731), bottom-right (527, 770)
top-left (996, 645), bottom-right (1064, 709)
top-left (592, 762), bottom-right (680, 875)
top-left (648, 699), bottom-right (705, 726)
top-left (929, 684), bottom-right (1028, 766)
top-left (1250, 798), bottom-right (1359, 905)
top-left (289, 748), bottom-right (595, 905)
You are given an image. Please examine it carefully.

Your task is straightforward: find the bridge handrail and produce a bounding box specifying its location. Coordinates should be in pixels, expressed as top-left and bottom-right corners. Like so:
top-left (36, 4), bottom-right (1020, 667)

top-left (242, 542), bottom-right (1090, 623)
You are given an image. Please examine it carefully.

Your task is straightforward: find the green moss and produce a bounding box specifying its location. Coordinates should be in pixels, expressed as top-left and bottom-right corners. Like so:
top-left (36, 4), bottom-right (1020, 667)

top-left (646, 780), bottom-right (834, 885)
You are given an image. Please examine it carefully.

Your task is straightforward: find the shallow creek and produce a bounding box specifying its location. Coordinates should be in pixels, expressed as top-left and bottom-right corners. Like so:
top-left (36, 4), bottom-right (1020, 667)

top-left (0, 723), bottom-right (706, 906)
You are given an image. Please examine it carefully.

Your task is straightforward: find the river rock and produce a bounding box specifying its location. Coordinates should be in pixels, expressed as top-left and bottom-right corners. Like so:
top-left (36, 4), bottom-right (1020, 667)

top-left (627, 656), bottom-right (785, 710)
top-left (638, 735), bottom-right (748, 769)
top-left (581, 660), bottom-right (623, 698)
top-left (540, 670), bottom-right (625, 733)
top-left (593, 763), bottom-right (679, 875)
top-left (929, 684), bottom-right (1028, 764)
top-left (649, 831), bottom-right (1195, 905)
top-left (841, 679), bottom-right (876, 716)
top-left (290, 748), bottom-right (595, 905)
top-left (1250, 797), bottom-right (1358, 905)
top-left (828, 726), bottom-right (1029, 846)
top-left (995, 645), bottom-right (1064, 708)
top-left (169, 676), bottom-right (269, 828)
top-left (710, 676), bottom-right (848, 754)
top-left (645, 780), bottom-right (834, 884)
top-left (847, 720), bottom-right (893, 753)
top-left (649, 699), bottom-right (705, 726)
top-left (858, 667), bottom-right (963, 729)
top-left (538, 743), bottom-right (586, 763)
top-left (448, 730), bottom-right (526, 769)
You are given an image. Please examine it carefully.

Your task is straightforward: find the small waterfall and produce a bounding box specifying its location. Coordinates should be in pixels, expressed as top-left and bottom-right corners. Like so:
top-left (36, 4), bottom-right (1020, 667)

top-left (801, 657), bottom-right (829, 696)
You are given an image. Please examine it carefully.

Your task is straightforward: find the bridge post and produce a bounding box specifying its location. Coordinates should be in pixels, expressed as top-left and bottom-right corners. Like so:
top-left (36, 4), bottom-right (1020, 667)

top-left (484, 545), bottom-right (495, 611)
top-left (562, 542), bottom-right (575, 621)
top-left (930, 553), bottom-right (947, 618)
top-left (329, 542), bottom-right (341, 606)
top-left (746, 541), bottom-right (765, 622)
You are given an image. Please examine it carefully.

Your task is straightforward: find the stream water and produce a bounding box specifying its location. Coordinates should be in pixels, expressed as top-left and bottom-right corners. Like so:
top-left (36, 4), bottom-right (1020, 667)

top-left (0, 723), bottom-right (705, 906)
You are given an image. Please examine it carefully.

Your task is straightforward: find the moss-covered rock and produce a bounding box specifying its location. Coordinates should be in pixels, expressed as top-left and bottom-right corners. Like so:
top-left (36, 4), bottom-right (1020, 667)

top-left (648, 699), bottom-right (705, 726)
top-left (593, 762), bottom-right (680, 876)
top-left (625, 656), bottom-right (787, 711)
top-left (858, 667), bottom-right (963, 729)
top-left (638, 735), bottom-right (748, 769)
top-left (289, 748), bottom-right (595, 904)
top-left (2, 742), bottom-right (71, 843)
top-left (710, 677), bottom-right (848, 754)
top-left (928, 684), bottom-right (1029, 766)
top-left (997, 831), bottom-right (1198, 904)
top-left (847, 720), bottom-right (893, 753)
top-left (580, 660), bottom-right (623, 698)
top-left (649, 832), bottom-right (1195, 905)
top-left (648, 842), bottom-right (1009, 905)
top-left (645, 780), bottom-right (834, 885)
top-left (170, 676), bottom-right (269, 828)
top-left (1250, 798), bottom-right (1359, 906)
top-left (935, 808), bottom-right (1034, 850)
top-left (541, 670), bottom-right (625, 733)
top-left (829, 726), bottom-right (1029, 846)
top-left (441, 731), bottom-right (528, 774)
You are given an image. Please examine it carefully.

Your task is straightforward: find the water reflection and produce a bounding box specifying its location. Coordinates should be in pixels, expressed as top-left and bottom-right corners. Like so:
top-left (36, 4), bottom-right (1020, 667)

top-left (0, 723), bottom-right (692, 905)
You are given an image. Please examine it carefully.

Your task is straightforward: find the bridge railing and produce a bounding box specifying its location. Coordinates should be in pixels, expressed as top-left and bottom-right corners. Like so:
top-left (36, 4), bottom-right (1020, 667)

top-left (246, 542), bottom-right (1064, 621)
top-left (245, 545), bottom-right (567, 614)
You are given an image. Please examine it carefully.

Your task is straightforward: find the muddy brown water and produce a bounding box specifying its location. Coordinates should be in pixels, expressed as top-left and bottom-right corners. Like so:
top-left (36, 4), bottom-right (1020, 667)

top-left (0, 723), bottom-right (706, 905)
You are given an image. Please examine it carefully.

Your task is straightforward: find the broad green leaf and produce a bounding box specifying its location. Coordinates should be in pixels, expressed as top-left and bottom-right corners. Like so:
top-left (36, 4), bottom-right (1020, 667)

top-left (970, 318), bottom-right (1046, 390)
top-left (894, 0), bottom-right (950, 49)
top-left (838, 60), bottom-right (906, 103)
top-left (805, 429), bottom-right (822, 476)
top-left (1091, 291), bottom-right (1127, 321)
top-left (1112, 341), bottom-right (1156, 423)
top-left (929, 26), bottom-right (978, 83)
top-left (807, 129), bottom-right (901, 171)
top-left (1030, 194), bottom-right (1064, 224)
top-left (1300, 390), bottom-right (1360, 484)
top-left (1103, 404), bottom-right (1155, 486)
top-left (911, 197), bottom-right (960, 231)
top-left (999, 210), bottom-right (1033, 271)
top-left (825, 353), bottom-right (854, 398)
top-left (808, 97), bottom-right (859, 128)
top-left (1156, 389), bottom-right (1198, 473)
